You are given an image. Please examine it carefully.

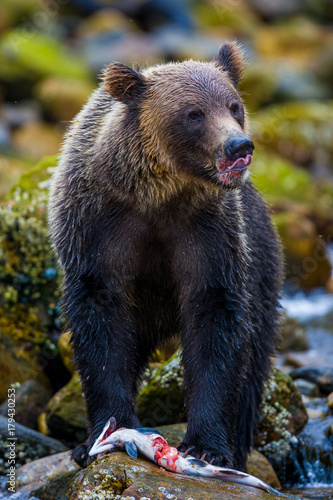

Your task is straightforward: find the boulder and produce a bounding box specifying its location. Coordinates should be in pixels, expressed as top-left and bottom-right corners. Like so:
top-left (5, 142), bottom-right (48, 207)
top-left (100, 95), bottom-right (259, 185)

top-left (16, 450), bottom-right (78, 493)
top-left (0, 416), bottom-right (67, 475)
top-left (46, 372), bottom-right (87, 443)
top-left (255, 368), bottom-right (308, 464)
top-left (69, 452), bottom-right (285, 500)
top-left (290, 367), bottom-right (333, 395)
top-left (137, 351), bottom-right (186, 427)
top-left (279, 314), bottom-right (308, 352)
top-left (0, 379), bottom-right (50, 429)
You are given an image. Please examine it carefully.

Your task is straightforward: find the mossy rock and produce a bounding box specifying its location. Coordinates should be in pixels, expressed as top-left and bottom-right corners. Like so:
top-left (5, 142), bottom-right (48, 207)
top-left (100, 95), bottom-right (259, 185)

top-left (69, 452), bottom-right (284, 500)
top-left (252, 101), bottom-right (333, 170)
top-left (46, 372), bottom-right (87, 443)
top-left (31, 470), bottom-right (76, 500)
top-left (255, 367), bottom-right (308, 464)
top-left (254, 20), bottom-right (327, 64)
top-left (34, 76), bottom-right (95, 123)
top-left (279, 314), bottom-right (308, 352)
top-left (58, 331), bottom-right (77, 375)
top-left (194, 1), bottom-right (260, 37)
top-left (158, 423), bottom-right (281, 488)
top-left (0, 155), bottom-right (62, 344)
top-left (0, 30), bottom-right (91, 84)
top-left (0, 155), bottom-right (67, 396)
top-left (137, 351), bottom-right (186, 427)
top-left (274, 211), bottom-right (331, 290)
top-left (0, 330), bottom-right (50, 402)
top-left (16, 450), bottom-right (79, 496)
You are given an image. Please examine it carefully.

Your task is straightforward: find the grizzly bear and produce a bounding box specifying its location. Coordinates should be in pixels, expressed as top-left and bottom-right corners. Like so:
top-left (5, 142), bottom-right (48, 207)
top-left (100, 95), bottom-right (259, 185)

top-left (49, 42), bottom-right (282, 470)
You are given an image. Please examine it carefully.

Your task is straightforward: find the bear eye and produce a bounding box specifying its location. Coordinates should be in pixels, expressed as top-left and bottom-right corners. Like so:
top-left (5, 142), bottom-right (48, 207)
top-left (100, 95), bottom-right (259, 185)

top-left (188, 111), bottom-right (204, 122)
top-left (230, 102), bottom-right (240, 115)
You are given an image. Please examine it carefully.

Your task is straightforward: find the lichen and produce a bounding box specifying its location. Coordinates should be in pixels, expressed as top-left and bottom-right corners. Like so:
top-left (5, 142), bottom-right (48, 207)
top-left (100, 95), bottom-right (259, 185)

top-left (256, 367), bottom-right (307, 463)
top-left (0, 156), bottom-right (63, 350)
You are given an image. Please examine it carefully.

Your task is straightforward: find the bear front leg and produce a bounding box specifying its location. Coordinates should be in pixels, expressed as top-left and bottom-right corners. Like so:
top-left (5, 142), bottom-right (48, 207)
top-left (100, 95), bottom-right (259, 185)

top-left (178, 287), bottom-right (251, 469)
top-left (63, 279), bottom-right (143, 467)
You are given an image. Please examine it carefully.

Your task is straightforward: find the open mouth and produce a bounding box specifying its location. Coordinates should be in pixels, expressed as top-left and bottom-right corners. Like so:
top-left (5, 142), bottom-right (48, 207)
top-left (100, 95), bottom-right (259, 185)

top-left (218, 154), bottom-right (252, 176)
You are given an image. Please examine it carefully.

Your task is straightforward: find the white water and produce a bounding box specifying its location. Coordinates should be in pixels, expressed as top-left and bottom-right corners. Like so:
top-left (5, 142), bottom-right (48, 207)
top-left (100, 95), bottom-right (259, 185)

top-left (281, 290), bottom-right (333, 322)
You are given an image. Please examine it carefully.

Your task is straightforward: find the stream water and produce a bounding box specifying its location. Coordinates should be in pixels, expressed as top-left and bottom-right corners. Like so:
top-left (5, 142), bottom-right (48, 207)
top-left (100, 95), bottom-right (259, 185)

top-left (281, 287), bottom-right (333, 499)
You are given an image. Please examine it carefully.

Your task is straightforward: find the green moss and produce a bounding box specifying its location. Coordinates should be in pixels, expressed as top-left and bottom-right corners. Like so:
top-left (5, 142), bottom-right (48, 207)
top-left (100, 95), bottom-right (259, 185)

top-left (46, 373), bottom-right (87, 442)
top-left (0, 155), bottom-right (62, 349)
top-left (252, 101), bottom-right (333, 167)
top-left (137, 351), bottom-right (186, 426)
top-left (251, 149), bottom-right (315, 206)
top-left (0, 30), bottom-right (91, 82)
top-left (256, 367), bottom-right (308, 463)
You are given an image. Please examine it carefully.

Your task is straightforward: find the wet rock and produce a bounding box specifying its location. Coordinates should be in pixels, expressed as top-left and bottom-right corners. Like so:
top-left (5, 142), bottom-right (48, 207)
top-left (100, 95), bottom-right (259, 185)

top-left (279, 314), bottom-right (308, 352)
top-left (256, 367), bottom-right (308, 464)
top-left (247, 450), bottom-right (281, 489)
top-left (16, 450), bottom-right (78, 493)
top-left (0, 380), bottom-right (51, 429)
top-left (75, 8), bottom-right (139, 41)
top-left (46, 372), bottom-right (87, 443)
top-left (247, 0), bottom-right (302, 20)
top-left (153, 423), bottom-right (280, 488)
top-left (157, 422), bottom-right (187, 447)
top-left (0, 330), bottom-right (50, 404)
top-left (293, 379), bottom-right (321, 398)
top-left (137, 351), bottom-right (186, 427)
top-left (0, 415), bottom-right (67, 475)
top-left (81, 31), bottom-right (163, 72)
top-left (58, 331), bottom-right (76, 375)
top-left (299, 416), bottom-right (333, 469)
top-left (35, 76), bottom-right (95, 123)
top-left (2, 100), bottom-right (41, 128)
top-left (29, 470), bottom-right (76, 500)
top-left (273, 211), bottom-right (331, 290)
top-left (301, 396), bottom-right (328, 419)
top-left (328, 392), bottom-right (333, 410)
top-left (290, 367), bottom-right (333, 395)
top-left (12, 120), bottom-right (62, 161)
top-left (285, 351), bottom-right (332, 370)
top-left (69, 452), bottom-right (285, 500)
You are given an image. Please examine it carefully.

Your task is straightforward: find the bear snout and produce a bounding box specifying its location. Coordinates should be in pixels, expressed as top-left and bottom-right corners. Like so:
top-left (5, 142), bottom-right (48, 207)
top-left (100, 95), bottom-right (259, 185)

top-left (225, 135), bottom-right (254, 162)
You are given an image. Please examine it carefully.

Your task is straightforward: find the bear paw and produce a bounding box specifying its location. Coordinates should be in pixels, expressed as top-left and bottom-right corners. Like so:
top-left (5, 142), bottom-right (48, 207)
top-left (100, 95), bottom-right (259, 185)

top-left (71, 443), bottom-right (95, 468)
top-left (177, 441), bottom-right (233, 467)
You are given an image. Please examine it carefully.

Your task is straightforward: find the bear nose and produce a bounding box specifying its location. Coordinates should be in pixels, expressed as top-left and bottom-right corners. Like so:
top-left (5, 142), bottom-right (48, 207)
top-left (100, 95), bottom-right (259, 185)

top-left (225, 136), bottom-right (254, 161)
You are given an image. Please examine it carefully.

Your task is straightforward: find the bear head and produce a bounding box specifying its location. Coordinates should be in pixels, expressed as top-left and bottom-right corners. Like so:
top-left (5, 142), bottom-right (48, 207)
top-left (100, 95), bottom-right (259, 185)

top-left (102, 42), bottom-right (254, 190)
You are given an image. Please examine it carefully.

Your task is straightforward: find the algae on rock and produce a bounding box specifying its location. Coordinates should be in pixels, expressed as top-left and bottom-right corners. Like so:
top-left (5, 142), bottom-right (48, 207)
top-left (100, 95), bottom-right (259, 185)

top-left (0, 156), bottom-right (64, 399)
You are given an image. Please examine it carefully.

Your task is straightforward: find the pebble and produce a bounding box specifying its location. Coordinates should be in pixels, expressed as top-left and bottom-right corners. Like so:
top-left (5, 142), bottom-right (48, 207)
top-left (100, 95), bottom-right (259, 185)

top-left (294, 378), bottom-right (320, 397)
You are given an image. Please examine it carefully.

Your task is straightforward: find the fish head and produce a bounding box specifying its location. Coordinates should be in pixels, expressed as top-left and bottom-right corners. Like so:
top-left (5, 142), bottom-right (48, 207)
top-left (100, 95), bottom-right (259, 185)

top-left (89, 417), bottom-right (119, 456)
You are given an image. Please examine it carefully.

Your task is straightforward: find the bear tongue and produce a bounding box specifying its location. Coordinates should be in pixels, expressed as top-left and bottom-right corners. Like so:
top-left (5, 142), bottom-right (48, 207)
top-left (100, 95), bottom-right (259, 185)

top-left (219, 154), bottom-right (252, 172)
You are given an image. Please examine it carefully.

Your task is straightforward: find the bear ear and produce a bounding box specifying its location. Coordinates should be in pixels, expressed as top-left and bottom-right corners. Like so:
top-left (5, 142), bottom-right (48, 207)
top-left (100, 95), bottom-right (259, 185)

top-left (102, 63), bottom-right (147, 103)
top-left (214, 42), bottom-right (245, 87)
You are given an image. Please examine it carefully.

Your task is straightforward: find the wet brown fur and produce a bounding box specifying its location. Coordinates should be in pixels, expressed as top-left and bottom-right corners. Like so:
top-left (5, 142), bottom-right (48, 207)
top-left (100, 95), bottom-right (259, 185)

top-left (49, 42), bottom-right (282, 470)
